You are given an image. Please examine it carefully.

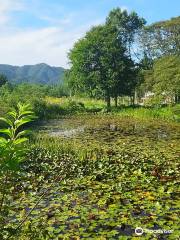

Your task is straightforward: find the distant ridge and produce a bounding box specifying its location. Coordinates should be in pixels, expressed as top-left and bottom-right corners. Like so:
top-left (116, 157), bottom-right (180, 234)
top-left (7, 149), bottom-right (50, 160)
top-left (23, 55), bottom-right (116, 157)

top-left (0, 63), bottom-right (65, 85)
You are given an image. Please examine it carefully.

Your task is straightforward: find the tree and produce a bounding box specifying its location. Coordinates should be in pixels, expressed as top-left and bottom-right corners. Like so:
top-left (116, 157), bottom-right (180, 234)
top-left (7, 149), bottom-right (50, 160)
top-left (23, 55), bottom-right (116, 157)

top-left (139, 16), bottom-right (180, 59)
top-left (138, 55), bottom-right (180, 103)
top-left (106, 8), bottom-right (146, 57)
top-left (153, 55), bottom-right (180, 103)
top-left (138, 16), bottom-right (180, 104)
top-left (68, 24), bottom-right (135, 109)
top-left (106, 8), bottom-right (146, 105)
top-left (0, 75), bottom-right (8, 88)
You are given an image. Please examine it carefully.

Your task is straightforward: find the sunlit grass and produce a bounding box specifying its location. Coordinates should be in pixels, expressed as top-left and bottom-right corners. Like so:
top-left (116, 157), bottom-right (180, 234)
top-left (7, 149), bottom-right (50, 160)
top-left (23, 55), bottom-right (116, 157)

top-left (45, 96), bottom-right (106, 109)
top-left (114, 104), bottom-right (180, 122)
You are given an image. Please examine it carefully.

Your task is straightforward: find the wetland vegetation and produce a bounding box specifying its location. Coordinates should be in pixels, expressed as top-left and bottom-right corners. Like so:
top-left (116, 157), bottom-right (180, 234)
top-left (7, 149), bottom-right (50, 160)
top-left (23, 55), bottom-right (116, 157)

top-left (0, 111), bottom-right (179, 239)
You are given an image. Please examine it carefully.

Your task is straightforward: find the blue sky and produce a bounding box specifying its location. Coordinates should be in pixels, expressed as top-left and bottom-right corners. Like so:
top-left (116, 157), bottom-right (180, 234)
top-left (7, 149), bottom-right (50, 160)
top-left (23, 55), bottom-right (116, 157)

top-left (0, 0), bottom-right (179, 67)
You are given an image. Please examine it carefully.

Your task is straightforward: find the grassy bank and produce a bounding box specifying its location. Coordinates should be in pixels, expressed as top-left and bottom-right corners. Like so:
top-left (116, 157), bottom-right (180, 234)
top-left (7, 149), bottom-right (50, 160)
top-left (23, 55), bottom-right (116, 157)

top-left (114, 105), bottom-right (180, 122)
top-left (1, 90), bottom-right (179, 122)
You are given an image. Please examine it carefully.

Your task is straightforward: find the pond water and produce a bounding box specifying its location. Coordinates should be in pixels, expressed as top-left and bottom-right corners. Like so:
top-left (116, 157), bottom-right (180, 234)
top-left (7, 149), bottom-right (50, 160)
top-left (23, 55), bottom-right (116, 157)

top-left (25, 115), bottom-right (179, 239)
top-left (38, 119), bottom-right (86, 137)
top-left (37, 116), bottom-right (179, 141)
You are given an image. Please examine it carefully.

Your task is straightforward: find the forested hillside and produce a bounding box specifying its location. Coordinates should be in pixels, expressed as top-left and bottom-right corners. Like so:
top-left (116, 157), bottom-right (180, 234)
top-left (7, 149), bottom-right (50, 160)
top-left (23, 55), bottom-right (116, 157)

top-left (0, 63), bottom-right (65, 85)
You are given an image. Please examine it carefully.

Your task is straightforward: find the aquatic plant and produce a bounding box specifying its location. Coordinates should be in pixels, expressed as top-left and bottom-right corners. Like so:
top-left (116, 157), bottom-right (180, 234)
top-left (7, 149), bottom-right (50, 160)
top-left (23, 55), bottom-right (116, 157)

top-left (2, 115), bottom-right (178, 239)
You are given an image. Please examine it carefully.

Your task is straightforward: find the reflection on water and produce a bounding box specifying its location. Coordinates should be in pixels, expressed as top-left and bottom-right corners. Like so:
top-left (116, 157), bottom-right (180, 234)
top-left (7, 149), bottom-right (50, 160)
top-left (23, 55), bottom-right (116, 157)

top-left (49, 126), bottom-right (85, 137)
top-left (36, 117), bottom-right (177, 142)
top-left (38, 119), bottom-right (86, 138)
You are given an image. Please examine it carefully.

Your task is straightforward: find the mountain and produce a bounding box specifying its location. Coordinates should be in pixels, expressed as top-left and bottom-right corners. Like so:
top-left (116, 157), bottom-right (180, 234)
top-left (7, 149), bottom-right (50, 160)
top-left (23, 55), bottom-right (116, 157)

top-left (0, 63), bottom-right (65, 85)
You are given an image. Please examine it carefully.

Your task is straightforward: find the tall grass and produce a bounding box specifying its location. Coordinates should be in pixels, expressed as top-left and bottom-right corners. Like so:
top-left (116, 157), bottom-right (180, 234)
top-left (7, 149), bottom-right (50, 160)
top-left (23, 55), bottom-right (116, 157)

top-left (115, 105), bottom-right (180, 122)
top-left (45, 96), bottom-right (106, 109)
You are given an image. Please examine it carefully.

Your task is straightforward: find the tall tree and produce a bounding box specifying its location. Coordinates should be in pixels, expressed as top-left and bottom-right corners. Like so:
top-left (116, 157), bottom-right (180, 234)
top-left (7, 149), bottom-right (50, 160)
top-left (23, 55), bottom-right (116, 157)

top-left (139, 16), bottom-right (180, 59)
top-left (106, 8), bottom-right (146, 104)
top-left (138, 55), bottom-right (180, 103)
top-left (68, 24), bottom-right (135, 109)
top-left (153, 55), bottom-right (180, 102)
top-left (106, 8), bottom-right (146, 57)
top-left (138, 16), bottom-right (180, 102)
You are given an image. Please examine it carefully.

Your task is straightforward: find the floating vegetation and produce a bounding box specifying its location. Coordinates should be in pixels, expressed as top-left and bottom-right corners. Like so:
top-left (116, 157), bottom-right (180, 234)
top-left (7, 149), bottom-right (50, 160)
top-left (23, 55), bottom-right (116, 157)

top-left (1, 115), bottom-right (179, 239)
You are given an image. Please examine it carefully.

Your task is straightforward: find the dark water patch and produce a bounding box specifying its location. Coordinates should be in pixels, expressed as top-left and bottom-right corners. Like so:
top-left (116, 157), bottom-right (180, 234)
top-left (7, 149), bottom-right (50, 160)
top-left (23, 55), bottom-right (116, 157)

top-left (38, 116), bottom-right (180, 143)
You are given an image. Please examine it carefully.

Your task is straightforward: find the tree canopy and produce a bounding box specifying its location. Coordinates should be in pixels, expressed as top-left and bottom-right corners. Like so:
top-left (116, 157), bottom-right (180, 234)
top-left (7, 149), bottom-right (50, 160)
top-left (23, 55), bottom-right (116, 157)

top-left (153, 55), bottom-right (180, 99)
top-left (67, 8), bottom-right (147, 109)
top-left (106, 8), bottom-right (146, 57)
top-left (68, 23), bottom-right (137, 109)
top-left (138, 16), bottom-right (180, 103)
top-left (67, 8), bottom-right (180, 107)
top-left (139, 16), bottom-right (180, 60)
top-left (0, 74), bottom-right (8, 88)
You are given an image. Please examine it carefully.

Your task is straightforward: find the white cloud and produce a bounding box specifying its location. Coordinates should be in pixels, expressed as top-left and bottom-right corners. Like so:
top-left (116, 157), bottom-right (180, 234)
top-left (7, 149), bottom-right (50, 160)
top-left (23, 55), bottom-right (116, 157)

top-left (0, 1), bottom-right (105, 68)
top-left (0, 25), bottom-right (91, 68)
top-left (0, 0), bottom-right (24, 25)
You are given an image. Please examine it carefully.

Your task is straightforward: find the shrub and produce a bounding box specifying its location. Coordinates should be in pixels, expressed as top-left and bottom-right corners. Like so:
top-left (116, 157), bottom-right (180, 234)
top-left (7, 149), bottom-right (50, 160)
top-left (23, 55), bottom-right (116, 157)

top-left (0, 103), bottom-right (35, 238)
top-left (66, 99), bottom-right (85, 113)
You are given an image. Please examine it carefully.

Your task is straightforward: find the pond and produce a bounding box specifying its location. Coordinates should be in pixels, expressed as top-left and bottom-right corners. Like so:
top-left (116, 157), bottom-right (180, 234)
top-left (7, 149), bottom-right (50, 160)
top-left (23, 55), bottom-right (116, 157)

top-left (38, 118), bottom-right (86, 137)
top-left (8, 115), bottom-right (180, 239)
top-left (37, 115), bottom-right (179, 142)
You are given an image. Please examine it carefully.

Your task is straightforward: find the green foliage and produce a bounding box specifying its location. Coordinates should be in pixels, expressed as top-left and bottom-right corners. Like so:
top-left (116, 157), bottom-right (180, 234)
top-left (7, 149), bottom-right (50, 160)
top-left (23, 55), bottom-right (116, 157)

top-left (0, 103), bottom-right (36, 171)
top-left (139, 55), bottom-right (180, 103)
top-left (0, 103), bottom-right (35, 239)
top-left (106, 8), bottom-right (146, 56)
top-left (140, 16), bottom-right (180, 59)
top-left (0, 10), bottom-right (179, 239)
top-left (153, 55), bottom-right (180, 98)
top-left (67, 8), bottom-right (147, 109)
top-left (48, 83), bottom-right (69, 97)
top-left (0, 83), bottom-right (45, 107)
top-left (0, 83), bottom-right (70, 120)
top-left (115, 105), bottom-right (180, 122)
top-left (68, 23), bottom-right (136, 109)
top-left (138, 16), bottom-right (180, 102)
top-left (0, 74), bottom-right (8, 88)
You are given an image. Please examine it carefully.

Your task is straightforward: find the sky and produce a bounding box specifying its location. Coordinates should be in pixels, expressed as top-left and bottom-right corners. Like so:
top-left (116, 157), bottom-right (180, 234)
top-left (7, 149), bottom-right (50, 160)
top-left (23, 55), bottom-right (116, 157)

top-left (0, 0), bottom-right (179, 68)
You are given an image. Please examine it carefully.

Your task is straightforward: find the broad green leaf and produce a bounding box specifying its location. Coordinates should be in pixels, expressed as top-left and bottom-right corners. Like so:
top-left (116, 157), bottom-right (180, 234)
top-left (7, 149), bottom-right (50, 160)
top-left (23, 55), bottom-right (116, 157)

top-left (0, 137), bottom-right (8, 145)
top-left (15, 118), bottom-right (33, 128)
top-left (15, 130), bottom-right (31, 139)
top-left (20, 111), bottom-right (34, 117)
top-left (0, 117), bottom-right (13, 126)
top-left (7, 111), bottom-right (17, 119)
top-left (0, 128), bottom-right (13, 138)
top-left (13, 137), bottom-right (28, 145)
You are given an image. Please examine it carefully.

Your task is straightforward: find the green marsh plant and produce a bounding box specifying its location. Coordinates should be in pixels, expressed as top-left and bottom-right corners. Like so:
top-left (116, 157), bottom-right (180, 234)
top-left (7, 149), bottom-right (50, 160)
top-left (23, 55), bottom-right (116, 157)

top-left (0, 103), bottom-right (35, 237)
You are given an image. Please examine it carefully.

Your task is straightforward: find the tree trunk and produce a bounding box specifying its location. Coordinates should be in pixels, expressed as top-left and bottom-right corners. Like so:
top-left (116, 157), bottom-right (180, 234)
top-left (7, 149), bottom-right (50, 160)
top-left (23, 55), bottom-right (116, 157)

top-left (130, 96), bottom-right (134, 106)
top-left (114, 95), bottom-right (118, 108)
top-left (175, 94), bottom-right (180, 104)
top-left (134, 90), bottom-right (138, 105)
top-left (106, 90), bottom-right (111, 111)
top-left (132, 94), bottom-right (135, 106)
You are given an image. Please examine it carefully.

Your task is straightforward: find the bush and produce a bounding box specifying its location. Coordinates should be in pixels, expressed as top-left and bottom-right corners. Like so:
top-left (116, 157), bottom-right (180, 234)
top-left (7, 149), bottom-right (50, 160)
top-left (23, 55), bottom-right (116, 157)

top-left (66, 99), bottom-right (85, 113)
top-left (171, 104), bottom-right (180, 121)
top-left (32, 99), bottom-right (47, 119)
top-left (32, 99), bottom-right (66, 119)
